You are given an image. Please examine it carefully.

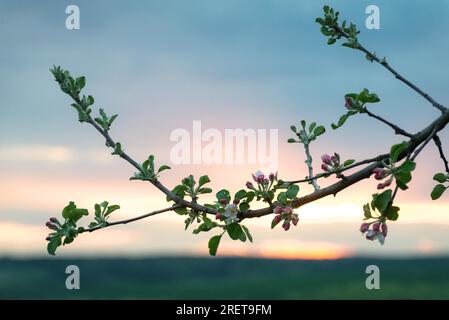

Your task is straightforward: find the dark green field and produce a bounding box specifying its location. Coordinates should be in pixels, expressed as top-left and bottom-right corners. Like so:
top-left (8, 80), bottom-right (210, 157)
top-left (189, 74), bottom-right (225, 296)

top-left (1, 256), bottom-right (448, 299)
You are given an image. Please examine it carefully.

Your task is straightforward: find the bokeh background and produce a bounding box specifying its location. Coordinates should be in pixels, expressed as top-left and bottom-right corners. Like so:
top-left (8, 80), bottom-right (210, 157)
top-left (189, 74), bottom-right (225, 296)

top-left (1, 0), bottom-right (449, 298)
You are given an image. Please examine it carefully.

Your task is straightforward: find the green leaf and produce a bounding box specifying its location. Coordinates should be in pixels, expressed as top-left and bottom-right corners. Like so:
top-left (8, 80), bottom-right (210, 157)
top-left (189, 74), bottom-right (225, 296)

top-left (327, 38), bottom-right (336, 45)
top-left (398, 160), bottom-right (416, 173)
top-left (431, 184), bottom-right (447, 200)
top-left (241, 225), bottom-right (253, 243)
top-left (62, 202), bottom-right (76, 219)
top-left (390, 142), bottom-right (407, 163)
top-left (373, 190), bottom-right (392, 214)
top-left (105, 204), bottom-right (120, 216)
top-left (358, 89), bottom-right (380, 104)
top-left (216, 189), bottom-right (231, 202)
top-left (287, 138), bottom-right (297, 143)
top-left (76, 76), bottom-right (86, 90)
top-left (198, 175), bottom-right (211, 187)
top-left (182, 175), bottom-right (195, 188)
top-left (363, 203), bottom-right (372, 219)
top-left (198, 187), bottom-right (213, 194)
top-left (157, 165), bottom-right (171, 174)
top-left (331, 111), bottom-right (357, 130)
top-left (86, 95), bottom-right (94, 106)
top-left (47, 237), bottom-right (61, 256)
top-left (112, 143), bottom-right (123, 156)
top-left (193, 222), bottom-right (216, 234)
top-left (227, 223), bottom-right (244, 240)
top-left (313, 125), bottom-right (326, 137)
top-left (290, 125), bottom-right (297, 133)
top-left (208, 235), bottom-right (222, 256)
top-left (385, 205), bottom-right (400, 221)
top-left (343, 159), bottom-right (355, 167)
top-left (94, 204), bottom-right (101, 218)
top-left (174, 207), bottom-right (188, 215)
top-left (308, 122), bottom-right (317, 133)
top-left (66, 208), bottom-right (89, 222)
top-left (285, 185), bottom-right (299, 199)
top-left (239, 202), bottom-right (250, 212)
top-left (234, 190), bottom-right (247, 201)
top-left (433, 173), bottom-right (448, 183)
top-left (395, 171), bottom-right (412, 189)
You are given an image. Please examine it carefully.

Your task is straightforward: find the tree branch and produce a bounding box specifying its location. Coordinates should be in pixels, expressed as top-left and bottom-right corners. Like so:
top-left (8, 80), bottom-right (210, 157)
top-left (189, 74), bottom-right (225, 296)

top-left (244, 109), bottom-right (449, 219)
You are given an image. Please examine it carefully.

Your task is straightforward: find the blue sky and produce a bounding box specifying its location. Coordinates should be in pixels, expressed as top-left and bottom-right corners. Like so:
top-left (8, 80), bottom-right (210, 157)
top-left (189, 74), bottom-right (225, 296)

top-left (1, 0), bottom-right (448, 257)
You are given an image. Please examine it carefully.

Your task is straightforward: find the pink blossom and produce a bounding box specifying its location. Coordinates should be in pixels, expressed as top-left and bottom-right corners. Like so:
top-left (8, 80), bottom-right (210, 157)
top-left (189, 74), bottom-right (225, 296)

top-left (283, 207), bottom-right (293, 215)
top-left (372, 222), bottom-right (380, 232)
top-left (252, 170), bottom-right (265, 184)
top-left (321, 164), bottom-right (330, 172)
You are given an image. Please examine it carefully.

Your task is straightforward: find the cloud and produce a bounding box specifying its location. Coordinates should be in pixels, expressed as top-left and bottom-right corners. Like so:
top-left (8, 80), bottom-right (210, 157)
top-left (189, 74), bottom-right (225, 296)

top-left (0, 145), bottom-right (111, 164)
top-left (0, 145), bottom-right (74, 163)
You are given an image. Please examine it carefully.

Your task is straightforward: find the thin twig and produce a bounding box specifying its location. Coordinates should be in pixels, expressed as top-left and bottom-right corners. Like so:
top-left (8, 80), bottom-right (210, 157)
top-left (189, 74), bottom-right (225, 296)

top-left (410, 128), bottom-right (438, 161)
top-left (84, 204), bottom-right (183, 232)
top-left (362, 107), bottom-right (413, 138)
top-left (303, 141), bottom-right (320, 190)
top-left (433, 135), bottom-right (449, 173)
top-left (286, 153), bottom-right (388, 184)
top-left (335, 27), bottom-right (447, 113)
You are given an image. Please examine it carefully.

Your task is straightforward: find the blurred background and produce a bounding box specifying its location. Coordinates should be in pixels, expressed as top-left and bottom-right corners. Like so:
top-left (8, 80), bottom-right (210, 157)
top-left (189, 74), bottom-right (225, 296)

top-left (1, 0), bottom-right (448, 298)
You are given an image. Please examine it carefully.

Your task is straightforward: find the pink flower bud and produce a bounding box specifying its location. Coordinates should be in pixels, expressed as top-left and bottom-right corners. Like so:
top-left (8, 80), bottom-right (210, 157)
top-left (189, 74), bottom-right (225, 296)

top-left (49, 217), bottom-right (59, 224)
top-left (372, 222), bottom-right (380, 232)
top-left (321, 164), bottom-right (330, 172)
top-left (377, 183), bottom-right (385, 190)
top-left (345, 96), bottom-right (353, 108)
top-left (246, 181), bottom-right (254, 189)
top-left (384, 179), bottom-right (392, 187)
top-left (219, 198), bottom-right (228, 205)
top-left (381, 223), bottom-right (388, 237)
top-left (372, 167), bottom-right (383, 174)
top-left (360, 222), bottom-right (369, 233)
top-left (269, 173), bottom-right (275, 182)
top-left (283, 207), bottom-right (293, 215)
top-left (292, 215), bottom-right (299, 226)
top-left (45, 222), bottom-right (58, 231)
top-left (273, 214), bottom-right (282, 225)
top-left (321, 154), bottom-right (332, 165)
top-left (233, 199), bottom-right (240, 205)
top-left (274, 206), bottom-right (284, 215)
top-left (263, 178), bottom-right (269, 185)
top-left (282, 221), bottom-right (291, 231)
top-left (215, 213), bottom-right (222, 220)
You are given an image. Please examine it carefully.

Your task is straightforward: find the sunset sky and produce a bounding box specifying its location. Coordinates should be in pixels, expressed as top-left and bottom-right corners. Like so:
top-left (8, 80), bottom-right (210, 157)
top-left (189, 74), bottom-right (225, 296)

top-left (1, 0), bottom-right (449, 258)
